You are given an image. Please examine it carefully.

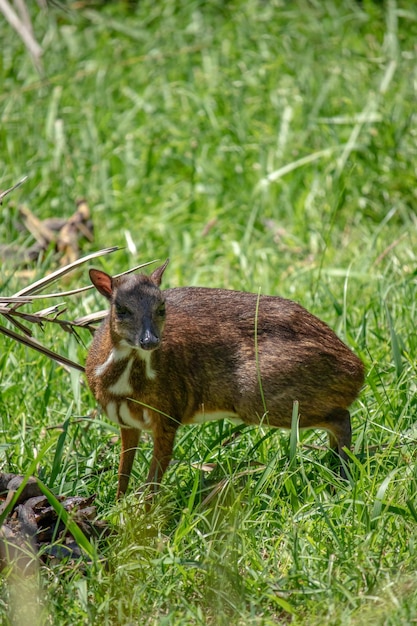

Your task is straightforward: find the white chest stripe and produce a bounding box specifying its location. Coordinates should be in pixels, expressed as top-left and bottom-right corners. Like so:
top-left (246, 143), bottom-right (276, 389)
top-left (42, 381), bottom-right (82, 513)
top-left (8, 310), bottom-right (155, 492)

top-left (119, 401), bottom-right (150, 430)
top-left (142, 409), bottom-right (152, 427)
top-left (104, 400), bottom-right (152, 431)
top-left (96, 344), bottom-right (155, 381)
top-left (135, 348), bottom-right (156, 380)
top-left (105, 400), bottom-right (118, 424)
top-left (95, 350), bottom-right (114, 377)
top-left (108, 358), bottom-right (133, 395)
top-left (95, 345), bottom-right (132, 377)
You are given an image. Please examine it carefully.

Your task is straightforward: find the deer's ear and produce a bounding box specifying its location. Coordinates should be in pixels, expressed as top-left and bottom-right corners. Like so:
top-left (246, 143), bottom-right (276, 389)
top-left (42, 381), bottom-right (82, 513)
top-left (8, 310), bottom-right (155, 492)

top-left (150, 259), bottom-right (169, 287)
top-left (89, 269), bottom-right (113, 300)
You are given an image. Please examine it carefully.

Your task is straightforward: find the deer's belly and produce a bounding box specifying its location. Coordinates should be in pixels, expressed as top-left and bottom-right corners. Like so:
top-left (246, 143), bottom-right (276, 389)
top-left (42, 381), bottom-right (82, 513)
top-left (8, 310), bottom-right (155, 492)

top-left (187, 410), bottom-right (243, 425)
top-left (104, 401), bottom-right (243, 430)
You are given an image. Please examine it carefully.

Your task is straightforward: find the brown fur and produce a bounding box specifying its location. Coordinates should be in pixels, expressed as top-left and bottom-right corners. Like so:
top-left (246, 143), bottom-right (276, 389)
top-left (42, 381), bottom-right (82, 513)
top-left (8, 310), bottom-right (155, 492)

top-left (85, 261), bottom-right (364, 498)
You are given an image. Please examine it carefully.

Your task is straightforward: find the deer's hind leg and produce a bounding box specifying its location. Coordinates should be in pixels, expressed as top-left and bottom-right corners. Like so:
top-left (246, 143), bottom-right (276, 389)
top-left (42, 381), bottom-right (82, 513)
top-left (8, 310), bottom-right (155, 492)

top-left (324, 408), bottom-right (352, 479)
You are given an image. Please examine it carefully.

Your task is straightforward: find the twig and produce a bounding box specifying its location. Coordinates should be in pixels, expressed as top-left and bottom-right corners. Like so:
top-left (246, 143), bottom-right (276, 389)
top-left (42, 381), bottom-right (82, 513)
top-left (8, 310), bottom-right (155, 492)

top-left (373, 234), bottom-right (407, 266)
top-left (0, 175), bottom-right (28, 203)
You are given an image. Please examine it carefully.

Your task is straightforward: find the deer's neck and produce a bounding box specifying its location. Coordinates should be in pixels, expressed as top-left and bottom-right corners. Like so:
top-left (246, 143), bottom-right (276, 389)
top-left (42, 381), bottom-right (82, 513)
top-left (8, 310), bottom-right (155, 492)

top-left (95, 335), bottom-right (156, 385)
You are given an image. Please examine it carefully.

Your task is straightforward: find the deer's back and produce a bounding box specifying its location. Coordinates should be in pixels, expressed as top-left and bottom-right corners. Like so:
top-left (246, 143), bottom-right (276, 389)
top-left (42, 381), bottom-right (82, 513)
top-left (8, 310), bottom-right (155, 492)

top-left (155, 287), bottom-right (364, 424)
top-left (163, 286), bottom-right (357, 364)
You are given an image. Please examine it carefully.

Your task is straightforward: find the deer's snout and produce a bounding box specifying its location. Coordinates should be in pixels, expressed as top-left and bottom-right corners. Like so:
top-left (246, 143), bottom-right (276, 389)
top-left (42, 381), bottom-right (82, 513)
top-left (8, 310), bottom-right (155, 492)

top-left (139, 329), bottom-right (160, 351)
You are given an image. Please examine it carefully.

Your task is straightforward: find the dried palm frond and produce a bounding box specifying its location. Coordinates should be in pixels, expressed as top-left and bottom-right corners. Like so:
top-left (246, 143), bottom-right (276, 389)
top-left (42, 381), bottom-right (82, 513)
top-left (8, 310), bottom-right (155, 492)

top-left (0, 247), bottom-right (159, 373)
top-left (12, 247), bottom-right (119, 298)
top-left (0, 323), bottom-right (85, 372)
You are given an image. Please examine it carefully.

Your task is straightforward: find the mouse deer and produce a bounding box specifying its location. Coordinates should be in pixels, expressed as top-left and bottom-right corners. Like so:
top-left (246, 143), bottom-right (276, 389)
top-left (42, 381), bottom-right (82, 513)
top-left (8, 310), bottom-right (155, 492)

top-left (85, 260), bottom-right (364, 499)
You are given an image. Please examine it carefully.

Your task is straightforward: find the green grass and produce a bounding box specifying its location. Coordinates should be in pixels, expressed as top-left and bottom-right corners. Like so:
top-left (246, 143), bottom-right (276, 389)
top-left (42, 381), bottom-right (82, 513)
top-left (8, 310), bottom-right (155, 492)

top-left (1, 0), bottom-right (417, 623)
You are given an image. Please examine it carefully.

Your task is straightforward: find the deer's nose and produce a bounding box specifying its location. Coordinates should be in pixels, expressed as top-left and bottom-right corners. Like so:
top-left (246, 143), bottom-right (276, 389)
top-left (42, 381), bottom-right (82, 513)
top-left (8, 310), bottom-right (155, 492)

top-left (139, 330), bottom-right (160, 351)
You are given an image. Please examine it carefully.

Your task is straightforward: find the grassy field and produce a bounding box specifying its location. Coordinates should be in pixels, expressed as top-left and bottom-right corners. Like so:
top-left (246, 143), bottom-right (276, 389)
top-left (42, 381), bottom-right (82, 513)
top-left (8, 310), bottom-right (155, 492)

top-left (1, 0), bottom-right (417, 623)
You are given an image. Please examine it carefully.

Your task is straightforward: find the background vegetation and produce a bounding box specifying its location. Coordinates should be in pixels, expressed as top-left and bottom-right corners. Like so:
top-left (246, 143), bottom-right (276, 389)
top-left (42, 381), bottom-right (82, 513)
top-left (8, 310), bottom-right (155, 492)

top-left (1, 0), bottom-right (417, 623)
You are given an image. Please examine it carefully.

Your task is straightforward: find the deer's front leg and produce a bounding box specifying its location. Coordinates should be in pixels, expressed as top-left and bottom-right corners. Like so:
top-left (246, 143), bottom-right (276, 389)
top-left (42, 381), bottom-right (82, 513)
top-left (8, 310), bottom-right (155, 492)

top-left (117, 426), bottom-right (140, 499)
top-left (145, 422), bottom-right (177, 494)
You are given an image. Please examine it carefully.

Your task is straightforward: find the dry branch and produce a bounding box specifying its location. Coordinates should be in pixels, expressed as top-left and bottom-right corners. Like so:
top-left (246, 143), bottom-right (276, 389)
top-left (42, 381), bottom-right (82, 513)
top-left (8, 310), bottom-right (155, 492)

top-left (14, 200), bottom-right (95, 265)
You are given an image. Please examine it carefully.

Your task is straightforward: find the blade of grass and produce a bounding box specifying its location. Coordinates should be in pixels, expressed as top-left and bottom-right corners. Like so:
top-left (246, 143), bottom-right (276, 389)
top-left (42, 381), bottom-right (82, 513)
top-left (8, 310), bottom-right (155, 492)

top-left (385, 303), bottom-right (403, 378)
top-left (254, 288), bottom-right (267, 417)
top-left (370, 468), bottom-right (400, 529)
top-left (289, 400), bottom-right (299, 468)
top-left (49, 408), bottom-right (72, 488)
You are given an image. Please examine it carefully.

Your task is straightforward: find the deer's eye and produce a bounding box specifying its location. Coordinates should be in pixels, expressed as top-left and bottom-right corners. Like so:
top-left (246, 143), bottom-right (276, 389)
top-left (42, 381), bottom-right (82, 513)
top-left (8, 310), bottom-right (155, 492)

top-left (115, 303), bottom-right (130, 317)
top-left (157, 304), bottom-right (166, 317)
